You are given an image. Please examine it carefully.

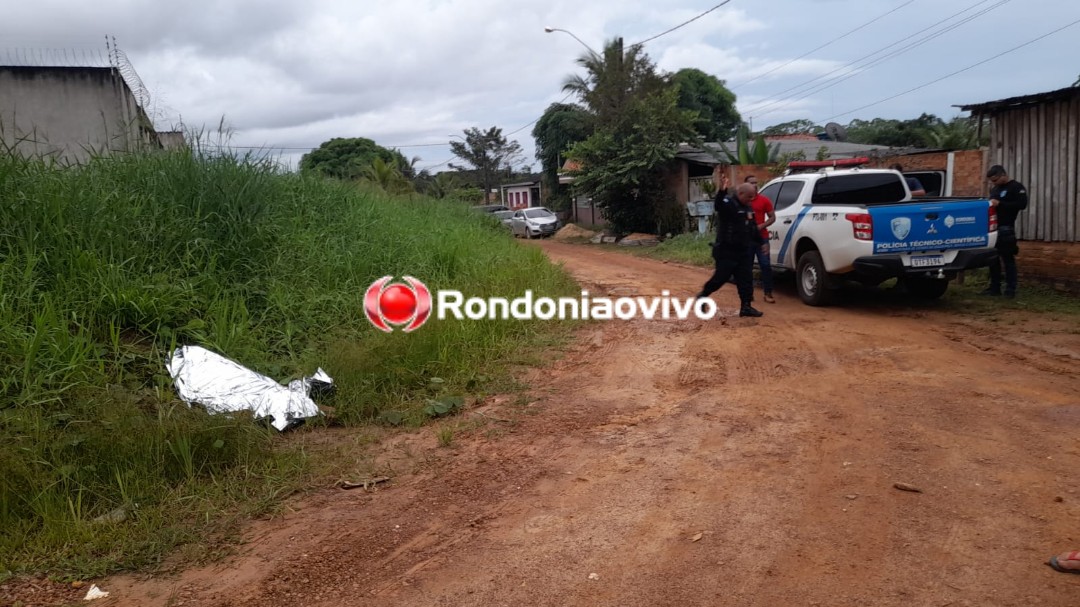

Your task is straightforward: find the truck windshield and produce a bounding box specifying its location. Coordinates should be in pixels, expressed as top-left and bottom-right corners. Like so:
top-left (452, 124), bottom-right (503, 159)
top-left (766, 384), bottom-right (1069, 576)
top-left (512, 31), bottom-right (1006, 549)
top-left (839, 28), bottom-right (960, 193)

top-left (811, 174), bottom-right (906, 205)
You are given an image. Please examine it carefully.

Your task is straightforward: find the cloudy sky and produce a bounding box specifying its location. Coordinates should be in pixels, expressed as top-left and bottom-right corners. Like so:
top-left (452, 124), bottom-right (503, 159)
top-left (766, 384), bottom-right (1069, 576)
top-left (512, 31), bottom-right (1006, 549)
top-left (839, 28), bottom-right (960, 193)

top-left (3, 0), bottom-right (1077, 172)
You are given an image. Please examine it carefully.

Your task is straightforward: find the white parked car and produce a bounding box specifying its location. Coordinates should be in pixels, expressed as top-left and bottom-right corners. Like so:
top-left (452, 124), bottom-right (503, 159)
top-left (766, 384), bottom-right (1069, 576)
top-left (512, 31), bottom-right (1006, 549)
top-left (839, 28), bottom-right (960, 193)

top-left (510, 207), bottom-right (560, 239)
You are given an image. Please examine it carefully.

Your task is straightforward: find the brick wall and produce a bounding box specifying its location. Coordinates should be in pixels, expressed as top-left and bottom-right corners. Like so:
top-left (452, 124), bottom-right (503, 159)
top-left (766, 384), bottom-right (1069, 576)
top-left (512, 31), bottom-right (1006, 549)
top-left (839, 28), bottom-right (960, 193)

top-left (1016, 241), bottom-right (1080, 294)
top-left (873, 149), bottom-right (989, 197)
top-left (706, 164), bottom-right (776, 192)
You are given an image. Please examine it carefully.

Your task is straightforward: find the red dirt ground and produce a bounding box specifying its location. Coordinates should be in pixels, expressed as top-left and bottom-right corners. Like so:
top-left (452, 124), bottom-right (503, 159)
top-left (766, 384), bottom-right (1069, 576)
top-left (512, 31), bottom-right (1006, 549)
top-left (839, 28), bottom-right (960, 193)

top-left (7, 240), bottom-right (1080, 607)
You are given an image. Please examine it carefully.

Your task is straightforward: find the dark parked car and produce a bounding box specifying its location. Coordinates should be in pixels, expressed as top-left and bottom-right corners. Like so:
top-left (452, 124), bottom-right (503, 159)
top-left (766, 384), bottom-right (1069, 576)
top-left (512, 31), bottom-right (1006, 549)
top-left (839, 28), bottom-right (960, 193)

top-left (492, 210), bottom-right (515, 229)
top-left (472, 204), bottom-right (510, 213)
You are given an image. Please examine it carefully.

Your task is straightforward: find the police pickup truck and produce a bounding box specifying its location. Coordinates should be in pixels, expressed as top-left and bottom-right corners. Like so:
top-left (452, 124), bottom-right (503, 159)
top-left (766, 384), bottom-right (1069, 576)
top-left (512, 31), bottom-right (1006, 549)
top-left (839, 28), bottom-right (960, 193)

top-left (758, 163), bottom-right (999, 306)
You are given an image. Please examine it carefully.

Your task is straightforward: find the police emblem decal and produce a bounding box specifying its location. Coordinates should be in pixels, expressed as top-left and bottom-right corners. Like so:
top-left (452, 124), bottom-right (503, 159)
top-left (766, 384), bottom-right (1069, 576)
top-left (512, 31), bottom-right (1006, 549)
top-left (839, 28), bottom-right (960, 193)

top-left (890, 217), bottom-right (912, 240)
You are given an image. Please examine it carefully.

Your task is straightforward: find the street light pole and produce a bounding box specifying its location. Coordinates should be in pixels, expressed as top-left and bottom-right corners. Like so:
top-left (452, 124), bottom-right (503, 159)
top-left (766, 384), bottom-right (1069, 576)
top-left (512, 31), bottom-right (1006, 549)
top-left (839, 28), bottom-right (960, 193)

top-left (544, 26), bottom-right (598, 56)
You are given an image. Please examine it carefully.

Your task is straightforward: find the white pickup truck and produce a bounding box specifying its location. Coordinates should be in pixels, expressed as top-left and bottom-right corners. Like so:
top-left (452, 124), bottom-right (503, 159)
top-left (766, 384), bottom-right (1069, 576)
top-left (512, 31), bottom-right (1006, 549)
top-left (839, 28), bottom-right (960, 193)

top-left (758, 166), bottom-right (999, 305)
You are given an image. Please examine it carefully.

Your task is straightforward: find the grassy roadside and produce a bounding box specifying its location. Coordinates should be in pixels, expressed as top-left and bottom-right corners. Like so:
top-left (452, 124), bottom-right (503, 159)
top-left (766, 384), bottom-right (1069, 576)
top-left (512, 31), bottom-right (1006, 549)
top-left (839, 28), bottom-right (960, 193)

top-left (631, 233), bottom-right (712, 267)
top-left (0, 150), bottom-right (578, 580)
top-left (939, 270), bottom-right (1080, 316)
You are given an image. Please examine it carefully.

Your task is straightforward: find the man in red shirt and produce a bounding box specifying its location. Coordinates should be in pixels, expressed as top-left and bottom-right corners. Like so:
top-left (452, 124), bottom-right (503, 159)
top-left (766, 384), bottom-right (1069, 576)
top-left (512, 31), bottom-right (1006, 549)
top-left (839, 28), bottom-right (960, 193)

top-left (745, 176), bottom-right (776, 303)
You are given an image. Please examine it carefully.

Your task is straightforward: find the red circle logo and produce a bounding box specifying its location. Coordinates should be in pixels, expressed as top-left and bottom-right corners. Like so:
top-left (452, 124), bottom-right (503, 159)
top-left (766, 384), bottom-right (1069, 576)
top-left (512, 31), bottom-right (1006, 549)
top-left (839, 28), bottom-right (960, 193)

top-left (379, 285), bottom-right (418, 324)
top-left (364, 276), bottom-right (432, 333)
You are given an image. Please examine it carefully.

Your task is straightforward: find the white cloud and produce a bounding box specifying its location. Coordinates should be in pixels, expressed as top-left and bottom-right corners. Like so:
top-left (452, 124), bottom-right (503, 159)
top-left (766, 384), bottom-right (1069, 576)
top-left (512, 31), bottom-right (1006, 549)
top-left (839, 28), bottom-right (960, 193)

top-left (2, 0), bottom-right (1076, 170)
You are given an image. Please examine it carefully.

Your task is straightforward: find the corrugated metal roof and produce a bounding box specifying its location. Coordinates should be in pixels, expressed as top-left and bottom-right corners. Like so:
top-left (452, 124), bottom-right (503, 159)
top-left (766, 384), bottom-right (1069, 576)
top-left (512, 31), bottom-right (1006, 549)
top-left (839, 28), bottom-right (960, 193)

top-left (955, 86), bottom-right (1080, 113)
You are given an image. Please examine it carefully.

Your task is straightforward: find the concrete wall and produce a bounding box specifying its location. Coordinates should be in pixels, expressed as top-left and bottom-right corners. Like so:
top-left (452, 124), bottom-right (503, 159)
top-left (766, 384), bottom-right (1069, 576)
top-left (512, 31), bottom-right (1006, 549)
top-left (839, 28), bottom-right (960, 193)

top-left (156, 131), bottom-right (187, 151)
top-left (0, 66), bottom-right (155, 164)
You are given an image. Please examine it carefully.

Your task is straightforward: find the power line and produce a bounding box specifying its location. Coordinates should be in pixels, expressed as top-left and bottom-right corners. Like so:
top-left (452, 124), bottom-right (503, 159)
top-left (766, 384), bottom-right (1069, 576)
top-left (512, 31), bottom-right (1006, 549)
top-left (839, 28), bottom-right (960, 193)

top-left (512, 1), bottom-right (738, 139)
top-left (729, 0), bottom-right (915, 90)
top-left (629, 0), bottom-right (733, 47)
top-left (742, 0), bottom-right (1007, 116)
top-left (743, 0), bottom-right (1013, 119)
top-left (418, 157), bottom-right (455, 172)
top-left (524, 1), bottom-right (734, 141)
top-left (192, 3), bottom-right (733, 165)
top-left (505, 91), bottom-right (578, 136)
top-left (818, 17), bottom-right (1080, 122)
top-left (197, 141), bottom-right (454, 151)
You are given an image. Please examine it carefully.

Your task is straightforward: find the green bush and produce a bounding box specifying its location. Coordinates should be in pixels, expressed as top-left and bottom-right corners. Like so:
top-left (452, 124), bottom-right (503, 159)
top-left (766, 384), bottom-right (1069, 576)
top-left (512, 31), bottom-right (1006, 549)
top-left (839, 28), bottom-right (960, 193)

top-left (0, 148), bottom-right (576, 577)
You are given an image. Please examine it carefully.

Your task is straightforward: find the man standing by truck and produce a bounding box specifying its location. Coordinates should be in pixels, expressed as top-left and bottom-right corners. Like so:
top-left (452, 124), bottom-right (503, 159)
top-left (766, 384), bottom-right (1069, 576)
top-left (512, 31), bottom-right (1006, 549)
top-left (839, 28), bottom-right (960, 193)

top-left (983, 164), bottom-right (1028, 298)
top-left (745, 176), bottom-right (777, 304)
top-left (696, 183), bottom-right (764, 318)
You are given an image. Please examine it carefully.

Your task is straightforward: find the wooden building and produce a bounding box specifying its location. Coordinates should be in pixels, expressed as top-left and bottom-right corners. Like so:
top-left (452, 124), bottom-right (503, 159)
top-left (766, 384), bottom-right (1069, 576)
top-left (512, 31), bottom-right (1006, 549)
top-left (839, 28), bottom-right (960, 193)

top-left (958, 86), bottom-right (1080, 243)
top-left (958, 86), bottom-right (1080, 292)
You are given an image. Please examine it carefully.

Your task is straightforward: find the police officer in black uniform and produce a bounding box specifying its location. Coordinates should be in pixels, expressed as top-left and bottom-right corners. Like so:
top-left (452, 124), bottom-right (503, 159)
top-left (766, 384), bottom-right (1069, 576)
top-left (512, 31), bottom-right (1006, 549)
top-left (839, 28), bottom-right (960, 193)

top-left (696, 183), bottom-right (764, 317)
top-left (983, 165), bottom-right (1028, 298)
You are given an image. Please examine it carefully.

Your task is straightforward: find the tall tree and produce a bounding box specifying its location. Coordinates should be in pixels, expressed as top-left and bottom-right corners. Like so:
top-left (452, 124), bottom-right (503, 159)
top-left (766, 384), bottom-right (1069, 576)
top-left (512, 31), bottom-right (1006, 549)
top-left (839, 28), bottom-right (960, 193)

top-left (561, 37), bottom-right (669, 131)
top-left (759, 119), bottom-right (822, 137)
top-left (532, 103), bottom-right (594, 212)
top-left (846, 113), bottom-right (943, 148)
top-left (671, 68), bottom-right (741, 142)
top-left (448, 127), bottom-right (524, 200)
top-left (563, 38), bottom-right (699, 235)
top-left (922, 115), bottom-right (985, 150)
top-left (300, 137), bottom-right (409, 180)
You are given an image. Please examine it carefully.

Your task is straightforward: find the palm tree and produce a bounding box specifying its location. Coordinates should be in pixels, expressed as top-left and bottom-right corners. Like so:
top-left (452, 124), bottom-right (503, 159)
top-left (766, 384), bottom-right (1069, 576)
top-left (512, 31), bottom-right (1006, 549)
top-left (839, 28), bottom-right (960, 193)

top-left (361, 157), bottom-right (414, 194)
top-left (427, 172), bottom-right (461, 199)
top-left (391, 151), bottom-right (421, 179)
top-left (922, 116), bottom-right (981, 150)
top-left (561, 38), bottom-right (666, 129)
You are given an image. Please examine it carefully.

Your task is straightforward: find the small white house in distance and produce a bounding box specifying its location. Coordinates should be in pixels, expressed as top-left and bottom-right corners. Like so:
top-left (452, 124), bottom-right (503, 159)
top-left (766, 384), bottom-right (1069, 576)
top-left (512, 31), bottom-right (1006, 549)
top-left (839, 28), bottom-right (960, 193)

top-left (501, 179), bottom-right (541, 210)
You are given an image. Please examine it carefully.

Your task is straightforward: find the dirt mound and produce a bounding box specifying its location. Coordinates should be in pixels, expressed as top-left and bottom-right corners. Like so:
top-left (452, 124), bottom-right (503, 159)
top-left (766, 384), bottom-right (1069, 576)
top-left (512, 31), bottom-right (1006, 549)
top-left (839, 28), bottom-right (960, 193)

top-left (553, 224), bottom-right (598, 241)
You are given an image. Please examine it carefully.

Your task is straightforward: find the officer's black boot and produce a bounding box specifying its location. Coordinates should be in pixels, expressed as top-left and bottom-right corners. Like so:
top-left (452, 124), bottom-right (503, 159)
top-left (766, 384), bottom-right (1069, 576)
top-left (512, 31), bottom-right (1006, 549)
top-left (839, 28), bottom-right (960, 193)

top-left (739, 305), bottom-right (763, 318)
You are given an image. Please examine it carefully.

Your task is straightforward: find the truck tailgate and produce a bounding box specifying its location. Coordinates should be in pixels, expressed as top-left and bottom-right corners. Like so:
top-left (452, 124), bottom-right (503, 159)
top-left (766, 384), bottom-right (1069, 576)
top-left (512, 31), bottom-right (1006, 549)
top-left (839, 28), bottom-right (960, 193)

top-left (869, 200), bottom-right (990, 254)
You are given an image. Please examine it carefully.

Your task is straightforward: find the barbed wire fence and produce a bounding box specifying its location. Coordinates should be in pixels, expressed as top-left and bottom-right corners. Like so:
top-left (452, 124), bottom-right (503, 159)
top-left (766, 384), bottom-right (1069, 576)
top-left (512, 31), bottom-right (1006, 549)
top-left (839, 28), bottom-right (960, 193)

top-left (0, 37), bottom-right (177, 128)
top-left (105, 36), bottom-right (152, 110)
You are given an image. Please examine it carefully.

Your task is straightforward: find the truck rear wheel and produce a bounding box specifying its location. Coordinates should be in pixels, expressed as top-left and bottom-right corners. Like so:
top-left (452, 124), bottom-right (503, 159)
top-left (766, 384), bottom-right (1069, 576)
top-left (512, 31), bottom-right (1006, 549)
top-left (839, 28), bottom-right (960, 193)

top-left (796, 251), bottom-right (834, 306)
top-left (904, 276), bottom-right (950, 300)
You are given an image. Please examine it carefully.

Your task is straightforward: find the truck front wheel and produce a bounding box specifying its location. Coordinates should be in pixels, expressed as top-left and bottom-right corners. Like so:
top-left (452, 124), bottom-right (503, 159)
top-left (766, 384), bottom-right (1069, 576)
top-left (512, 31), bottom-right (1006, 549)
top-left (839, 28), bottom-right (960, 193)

top-left (796, 251), bottom-right (834, 306)
top-left (904, 276), bottom-right (950, 300)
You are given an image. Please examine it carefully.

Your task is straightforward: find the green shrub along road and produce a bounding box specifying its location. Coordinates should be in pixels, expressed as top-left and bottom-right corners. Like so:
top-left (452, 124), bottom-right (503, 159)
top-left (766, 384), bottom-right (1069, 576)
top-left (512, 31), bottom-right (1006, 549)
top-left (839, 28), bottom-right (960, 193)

top-left (0, 149), bottom-right (577, 579)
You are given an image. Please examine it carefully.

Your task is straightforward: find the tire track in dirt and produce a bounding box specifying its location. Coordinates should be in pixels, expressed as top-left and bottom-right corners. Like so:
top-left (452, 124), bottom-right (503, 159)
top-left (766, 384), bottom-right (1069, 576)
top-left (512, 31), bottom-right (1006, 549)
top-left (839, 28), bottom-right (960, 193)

top-left (94, 240), bottom-right (1080, 607)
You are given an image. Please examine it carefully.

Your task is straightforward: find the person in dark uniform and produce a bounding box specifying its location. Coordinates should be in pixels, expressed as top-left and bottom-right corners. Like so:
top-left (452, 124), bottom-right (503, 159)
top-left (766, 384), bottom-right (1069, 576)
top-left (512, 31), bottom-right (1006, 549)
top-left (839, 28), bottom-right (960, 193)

top-left (891, 163), bottom-right (926, 196)
top-left (982, 165), bottom-right (1028, 298)
top-left (696, 183), bottom-right (764, 318)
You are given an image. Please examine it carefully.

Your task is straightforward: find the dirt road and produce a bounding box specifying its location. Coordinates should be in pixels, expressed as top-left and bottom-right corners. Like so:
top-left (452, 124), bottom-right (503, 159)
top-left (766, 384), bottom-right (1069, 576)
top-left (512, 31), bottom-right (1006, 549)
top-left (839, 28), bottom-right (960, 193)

top-left (95, 241), bottom-right (1080, 605)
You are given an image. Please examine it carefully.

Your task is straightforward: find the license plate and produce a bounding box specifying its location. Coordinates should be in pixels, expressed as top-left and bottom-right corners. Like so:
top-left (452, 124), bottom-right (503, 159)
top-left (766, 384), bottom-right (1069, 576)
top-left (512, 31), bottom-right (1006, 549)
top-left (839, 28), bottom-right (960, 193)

top-left (910, 255), bottom-right (945, 268)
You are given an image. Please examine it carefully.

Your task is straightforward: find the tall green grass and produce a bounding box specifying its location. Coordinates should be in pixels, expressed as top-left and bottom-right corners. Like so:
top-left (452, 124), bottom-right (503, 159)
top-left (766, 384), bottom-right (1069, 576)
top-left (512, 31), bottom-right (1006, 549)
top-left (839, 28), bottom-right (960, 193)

top-left (636, 232), bottom-right (712, 266)
top-left (0, 148), bottom-right (577, 578)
